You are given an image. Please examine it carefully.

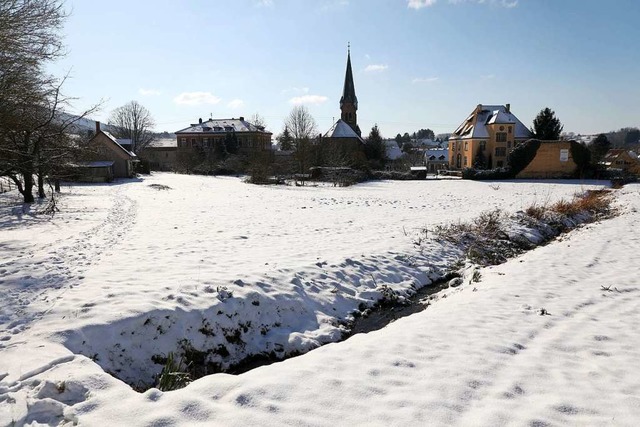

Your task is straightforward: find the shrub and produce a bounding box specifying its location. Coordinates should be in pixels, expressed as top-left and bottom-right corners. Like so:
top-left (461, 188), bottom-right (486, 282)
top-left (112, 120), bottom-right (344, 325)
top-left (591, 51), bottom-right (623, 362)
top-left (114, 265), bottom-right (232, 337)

top-left (570, 140), bottom-right (592, 178)
top-left (462, 167), bottom-right (511, 180)
top-left (370, 170), bottom-right (417, 180)
top-left (508, 139), bottom-right (541, 176)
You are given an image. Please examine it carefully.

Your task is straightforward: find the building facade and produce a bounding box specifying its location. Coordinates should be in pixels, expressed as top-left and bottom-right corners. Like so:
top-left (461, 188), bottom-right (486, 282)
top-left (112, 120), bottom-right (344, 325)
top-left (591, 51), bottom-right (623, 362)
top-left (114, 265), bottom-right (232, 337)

top-left (600, 149), bottom-right (640, 175)
top-left (86, 122), bottom-right (138, 178)
top-left (449, 104), bottom-right (533, 170)
top-left (175, 117), bottom-right (272, 153)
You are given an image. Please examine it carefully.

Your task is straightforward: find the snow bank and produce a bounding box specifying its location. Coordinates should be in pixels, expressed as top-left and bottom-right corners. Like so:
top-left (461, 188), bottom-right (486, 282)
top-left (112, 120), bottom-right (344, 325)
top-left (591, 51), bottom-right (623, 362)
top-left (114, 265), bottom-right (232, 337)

top-left (1, 174), bottom-right (624, 426)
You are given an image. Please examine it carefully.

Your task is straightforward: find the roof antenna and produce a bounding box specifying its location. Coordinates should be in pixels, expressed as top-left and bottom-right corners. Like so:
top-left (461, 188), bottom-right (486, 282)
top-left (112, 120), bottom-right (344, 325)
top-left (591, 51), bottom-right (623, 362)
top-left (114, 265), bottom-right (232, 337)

top-left (348, 41), bottom-right (350, 55)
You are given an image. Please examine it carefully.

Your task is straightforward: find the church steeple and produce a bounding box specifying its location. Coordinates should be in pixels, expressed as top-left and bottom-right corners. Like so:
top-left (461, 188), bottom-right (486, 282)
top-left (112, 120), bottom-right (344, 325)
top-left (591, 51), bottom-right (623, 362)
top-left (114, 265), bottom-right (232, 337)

top-left (340, 43), bottom-right (360, 136)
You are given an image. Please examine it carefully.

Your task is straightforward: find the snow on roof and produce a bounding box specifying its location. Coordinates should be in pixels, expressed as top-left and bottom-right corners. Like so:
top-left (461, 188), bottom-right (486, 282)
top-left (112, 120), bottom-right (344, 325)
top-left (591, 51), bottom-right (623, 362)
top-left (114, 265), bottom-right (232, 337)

top-left (451, 105), bottom-right (532, 140)
top-left (175, 118), bottom-right (270, 134)
top-left (102, 132), bottom-right (138, 158)
top-left (424, 148), bottom-right (448, 161)
top-left (76, 161), bottom-right (115, 168)
top-left (604, 149), bottom-right (640, 161)
top-left (384, 139), bottom-right (403, 160)
top-left (148, 138), bottom-right (177, 148)
top-left (323, 119), bottom-right (363, 142)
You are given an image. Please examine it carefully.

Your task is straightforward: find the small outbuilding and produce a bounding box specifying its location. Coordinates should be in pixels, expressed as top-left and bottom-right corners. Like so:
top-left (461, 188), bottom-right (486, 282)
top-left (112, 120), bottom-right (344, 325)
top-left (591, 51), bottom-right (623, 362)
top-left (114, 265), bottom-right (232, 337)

top-left (86, 122), bottom-right (138, 178)
top-left (73, 161), bottom-right (115, 182)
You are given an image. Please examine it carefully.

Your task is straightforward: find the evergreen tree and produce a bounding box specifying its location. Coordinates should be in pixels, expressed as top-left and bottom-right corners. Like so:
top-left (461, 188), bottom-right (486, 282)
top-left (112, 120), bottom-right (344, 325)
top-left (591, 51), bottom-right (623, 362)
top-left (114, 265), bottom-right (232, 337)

top-left (590, 134), bottom-right (611, 164)
top-left (532, 108), bottom-right (564, 140)
top-left (416, 128), bottom-right (435, 140)
top-left (395, 133), bottom-right (403, 147)
top-left (364, 124), bottom-right (386, 164)
top-left (473, 146), bottom-right (487, 169)
top-left (624, 128), bottom-right (640, 145)
top-left (277, 126), bottom-right (294, 151)
top-left (223, 131), bottom-right (237, 155)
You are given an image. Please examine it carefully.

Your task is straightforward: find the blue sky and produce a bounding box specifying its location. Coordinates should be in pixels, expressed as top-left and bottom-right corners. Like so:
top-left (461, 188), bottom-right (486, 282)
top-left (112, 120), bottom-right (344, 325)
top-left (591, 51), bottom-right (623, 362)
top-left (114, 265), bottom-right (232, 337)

top-left (51, 0), bottom-right (640, 138)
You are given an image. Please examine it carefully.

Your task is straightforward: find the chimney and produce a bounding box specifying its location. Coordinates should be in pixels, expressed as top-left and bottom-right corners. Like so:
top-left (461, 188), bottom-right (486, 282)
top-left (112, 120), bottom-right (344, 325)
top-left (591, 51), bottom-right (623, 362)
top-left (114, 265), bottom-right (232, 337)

top-left (95, 121), bottom-right (101, 133)
top-left (506, 103), bottom-right (511, 113)
top-left (199, 118), bottom-right (202, 124)
top-left (476, 104), bottom-right (483, 114)
top-left (239, 116), bottom-right (245, 121)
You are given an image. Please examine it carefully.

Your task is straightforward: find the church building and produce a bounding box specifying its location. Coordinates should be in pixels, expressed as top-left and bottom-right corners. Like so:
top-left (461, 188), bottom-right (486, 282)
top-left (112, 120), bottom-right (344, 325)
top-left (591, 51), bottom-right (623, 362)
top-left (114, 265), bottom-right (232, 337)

top-left (321, 46), bottom-right (366, 166)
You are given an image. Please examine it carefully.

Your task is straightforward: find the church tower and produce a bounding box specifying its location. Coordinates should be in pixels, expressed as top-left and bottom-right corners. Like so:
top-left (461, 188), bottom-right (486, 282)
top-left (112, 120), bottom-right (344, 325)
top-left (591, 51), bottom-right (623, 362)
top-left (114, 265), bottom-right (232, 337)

top-left (340, 45), bottom-right (361, 137)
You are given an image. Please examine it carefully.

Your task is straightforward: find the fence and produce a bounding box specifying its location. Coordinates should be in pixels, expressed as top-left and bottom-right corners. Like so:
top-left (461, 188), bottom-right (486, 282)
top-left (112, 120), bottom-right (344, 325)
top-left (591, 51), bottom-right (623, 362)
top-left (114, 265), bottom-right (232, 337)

top-left (0, 176), bottom-right (18, 194)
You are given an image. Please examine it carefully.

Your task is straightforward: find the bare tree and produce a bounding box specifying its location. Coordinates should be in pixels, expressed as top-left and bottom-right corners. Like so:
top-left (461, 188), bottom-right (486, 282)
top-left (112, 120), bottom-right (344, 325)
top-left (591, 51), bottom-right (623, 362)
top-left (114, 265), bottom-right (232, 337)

top-left (0, 0), bottom-right (95, 203)
top-left (284, 105), bottom-right (317, 148)
top-left (250, 112), bottom-right (267, 129)
top-left (108, 101), bottom-right (155, 153)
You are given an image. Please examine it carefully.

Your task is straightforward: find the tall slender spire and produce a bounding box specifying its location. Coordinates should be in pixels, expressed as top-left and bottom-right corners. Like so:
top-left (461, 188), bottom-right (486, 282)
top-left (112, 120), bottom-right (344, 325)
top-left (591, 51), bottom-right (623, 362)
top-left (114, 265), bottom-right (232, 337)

top-left (340, 45), bottom-right (357, 110)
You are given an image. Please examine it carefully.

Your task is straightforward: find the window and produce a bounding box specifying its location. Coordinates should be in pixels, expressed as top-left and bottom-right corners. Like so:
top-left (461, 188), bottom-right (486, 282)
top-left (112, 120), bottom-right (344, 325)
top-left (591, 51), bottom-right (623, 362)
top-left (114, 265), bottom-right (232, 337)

top-left (508, 126), bottom-right (512, 134)
top-left (499, 126), bottom-right (505, 131)
top-left (496, 132), bottom-right (507, 142)
top-left (464, 156), bottom-right (468, 166)
top-left (464, 141), bottom-right (468, 151)
top-left (495, 147), bottom-right (506, 157)
top-left (507, 141), bottom-right (512, 149)
top-left (191, 138), bottom-right (196, 148)
top-left (479, 141), bottom-right (486, 149)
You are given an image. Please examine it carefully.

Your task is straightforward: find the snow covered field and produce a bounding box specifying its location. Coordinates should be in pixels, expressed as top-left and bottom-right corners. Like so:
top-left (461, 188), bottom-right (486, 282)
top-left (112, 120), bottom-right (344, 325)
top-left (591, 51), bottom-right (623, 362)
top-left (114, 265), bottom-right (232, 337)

top-left (1, 174), bottom-right (638, 426)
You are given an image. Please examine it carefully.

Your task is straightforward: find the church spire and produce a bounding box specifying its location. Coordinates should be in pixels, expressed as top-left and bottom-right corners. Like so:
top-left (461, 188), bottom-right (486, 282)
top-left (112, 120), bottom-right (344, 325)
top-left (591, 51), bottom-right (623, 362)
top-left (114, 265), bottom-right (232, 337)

top-left (340, 44), bottom-right (360, 136)
top-left (340, 44), bottom-right (357, 110)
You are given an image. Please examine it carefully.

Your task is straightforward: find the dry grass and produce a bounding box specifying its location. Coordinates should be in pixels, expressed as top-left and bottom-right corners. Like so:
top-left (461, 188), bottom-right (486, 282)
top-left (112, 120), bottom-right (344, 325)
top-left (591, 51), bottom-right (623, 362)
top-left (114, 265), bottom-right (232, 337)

top-left (525, 204), bottom-right (546, 220)
top-left (551, 189), bottom-right (612, 217)
top-left (430, 188), bottom-right (615, 267)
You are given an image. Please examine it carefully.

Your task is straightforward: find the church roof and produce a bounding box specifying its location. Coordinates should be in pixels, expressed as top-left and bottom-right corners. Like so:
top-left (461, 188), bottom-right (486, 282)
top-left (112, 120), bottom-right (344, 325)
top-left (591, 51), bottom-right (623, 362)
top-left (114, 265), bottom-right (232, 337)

top-left (324, 119), bottom-right (364, 142)
top-left (339, 49), bottom-right (357, 109)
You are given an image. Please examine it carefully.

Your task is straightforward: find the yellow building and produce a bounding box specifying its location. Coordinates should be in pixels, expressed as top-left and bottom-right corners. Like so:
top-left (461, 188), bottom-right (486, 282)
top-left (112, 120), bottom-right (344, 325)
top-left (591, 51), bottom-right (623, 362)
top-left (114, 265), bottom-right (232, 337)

top-left (601, 149), bottom-right (640, 175)
top-left (449, 104), bottom-right (533, 170)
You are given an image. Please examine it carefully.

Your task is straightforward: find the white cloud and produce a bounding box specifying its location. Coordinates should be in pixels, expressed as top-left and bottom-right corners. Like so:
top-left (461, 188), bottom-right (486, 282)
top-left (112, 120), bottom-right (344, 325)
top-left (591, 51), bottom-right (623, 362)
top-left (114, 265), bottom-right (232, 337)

top-left (412, 77), bottom-right (439, 83)
top-left (289, 95), bottom-right (328, 105)
top-left (408, 0), bottom-right (437, 9)
top-left (227, 99), bottom-right (245, 109)
top-left (407, 0), bottom-right (517, 9)
top-left (138, 88), bottom-right (161, 96)
top-left (365, 64), bottom-right (388, 73)
top-left (256, 0), bottom-right (273, 7)
top-left (173, 92), bottom-right (221, 106)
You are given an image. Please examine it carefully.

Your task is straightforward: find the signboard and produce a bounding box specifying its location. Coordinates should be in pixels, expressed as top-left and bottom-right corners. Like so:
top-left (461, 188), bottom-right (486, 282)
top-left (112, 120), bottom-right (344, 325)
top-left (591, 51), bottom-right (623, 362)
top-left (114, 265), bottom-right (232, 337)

top-left (559, 149), bottom-right (569, 162)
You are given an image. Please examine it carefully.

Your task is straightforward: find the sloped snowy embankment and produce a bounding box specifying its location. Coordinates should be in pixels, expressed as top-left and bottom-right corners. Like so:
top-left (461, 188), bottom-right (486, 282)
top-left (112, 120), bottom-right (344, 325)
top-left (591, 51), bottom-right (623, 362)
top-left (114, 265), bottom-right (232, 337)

top-left (1, 174), bottom-right (627, 426)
